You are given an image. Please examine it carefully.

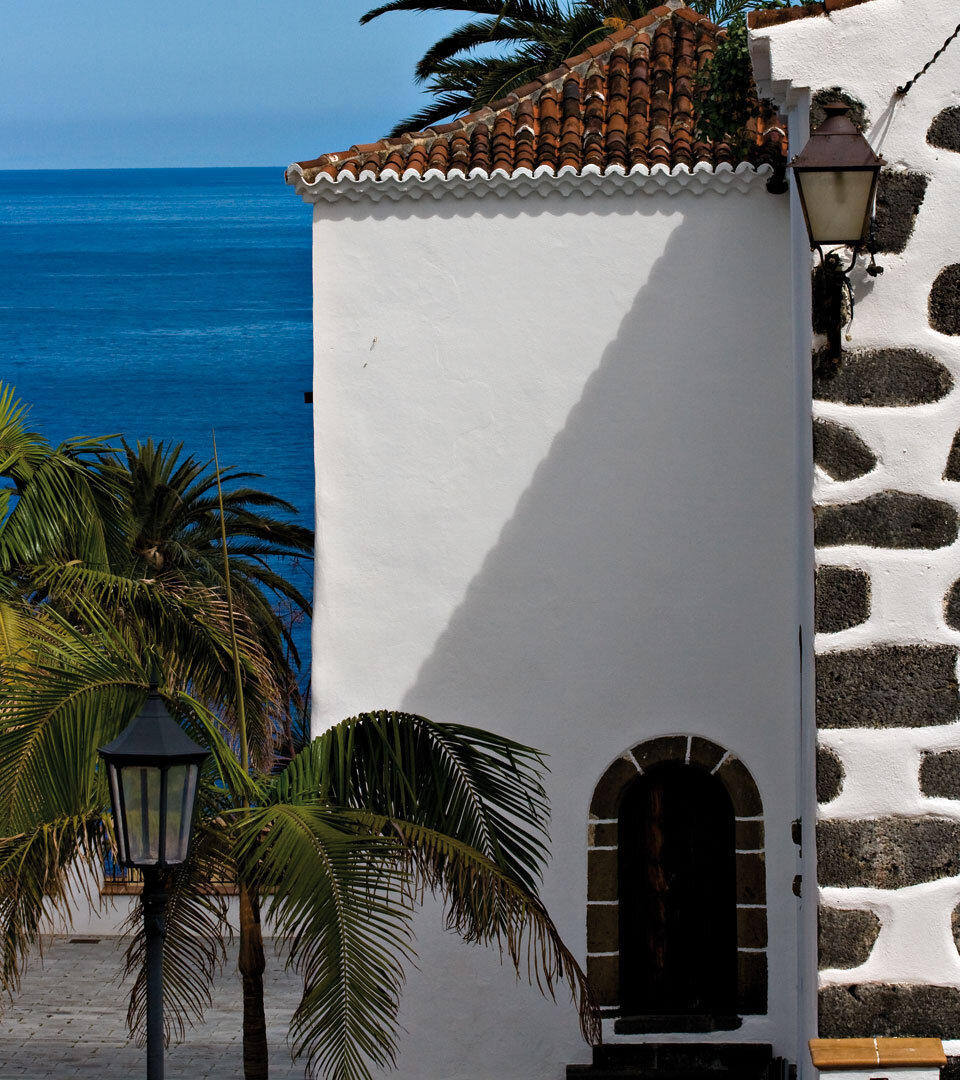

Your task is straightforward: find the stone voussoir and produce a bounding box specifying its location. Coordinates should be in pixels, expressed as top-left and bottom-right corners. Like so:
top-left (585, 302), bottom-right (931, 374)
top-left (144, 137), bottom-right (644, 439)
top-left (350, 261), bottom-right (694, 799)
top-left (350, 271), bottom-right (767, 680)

top-left (816, 645), bottom-right (959, 729)
top-left (817, 817), bottom-right (960, 888)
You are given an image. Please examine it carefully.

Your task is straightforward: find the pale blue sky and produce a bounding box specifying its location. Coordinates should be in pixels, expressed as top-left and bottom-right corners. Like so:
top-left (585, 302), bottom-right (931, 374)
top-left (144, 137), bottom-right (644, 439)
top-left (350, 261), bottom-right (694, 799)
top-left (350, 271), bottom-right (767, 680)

top-left (0, 0), bottom-right (462, 169)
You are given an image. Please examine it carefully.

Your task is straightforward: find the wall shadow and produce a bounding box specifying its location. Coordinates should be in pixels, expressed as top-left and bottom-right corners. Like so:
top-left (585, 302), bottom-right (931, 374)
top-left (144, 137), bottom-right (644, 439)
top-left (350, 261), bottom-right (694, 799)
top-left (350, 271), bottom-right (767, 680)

top-left (396, 199), bottom-right (797, 756)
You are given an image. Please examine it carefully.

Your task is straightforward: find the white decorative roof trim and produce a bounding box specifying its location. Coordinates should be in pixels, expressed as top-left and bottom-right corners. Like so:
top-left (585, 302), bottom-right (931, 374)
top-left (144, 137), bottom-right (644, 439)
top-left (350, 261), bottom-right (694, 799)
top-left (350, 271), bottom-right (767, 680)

top-left (285, 160), bottom-right (775, 205)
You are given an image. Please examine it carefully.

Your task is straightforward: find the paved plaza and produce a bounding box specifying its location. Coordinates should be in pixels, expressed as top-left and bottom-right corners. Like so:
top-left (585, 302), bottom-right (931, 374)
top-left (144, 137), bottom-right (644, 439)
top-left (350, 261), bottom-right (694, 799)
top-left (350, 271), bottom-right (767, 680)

top-left (0, 935), bottom-right (307, 1079)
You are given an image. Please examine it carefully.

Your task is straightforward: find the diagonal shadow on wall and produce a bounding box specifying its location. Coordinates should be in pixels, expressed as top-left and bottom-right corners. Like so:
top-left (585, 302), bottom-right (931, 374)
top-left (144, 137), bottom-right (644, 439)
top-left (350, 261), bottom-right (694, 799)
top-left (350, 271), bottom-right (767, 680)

top-left (396, 195), bottom-right (797, 764)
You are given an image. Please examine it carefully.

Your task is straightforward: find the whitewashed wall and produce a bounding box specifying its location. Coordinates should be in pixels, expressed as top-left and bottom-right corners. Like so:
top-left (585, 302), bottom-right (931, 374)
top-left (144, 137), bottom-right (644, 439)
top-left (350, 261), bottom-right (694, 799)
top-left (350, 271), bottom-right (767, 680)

top-left (309, 181), bottom-right (802, 1079)
top-left (752, 0), bottom-right (960, 1055)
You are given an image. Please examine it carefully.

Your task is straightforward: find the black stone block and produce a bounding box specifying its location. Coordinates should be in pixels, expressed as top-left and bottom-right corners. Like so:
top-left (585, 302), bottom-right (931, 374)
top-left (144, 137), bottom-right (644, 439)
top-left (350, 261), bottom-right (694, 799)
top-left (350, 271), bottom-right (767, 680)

top-left (815, 492), bottom-right (959, 550)
top-left (813, 348), bottom-right (952, 406)
top-left (813, 420), bottom-right (877, 482)
top-left (816, 746), bottom-right (844, 804)
top-left (812, 89), bottom-right (868, 133)
top-left (944, 432), bottom-right (960, 482)
top-left (817, 818), bottom-right (960, 888)
top-left (872, 171), bottom-right (928, 254)
top-left (920, 750), bottom-right (960, 799)
top-left (819, 983), bottom-right (960, 1037)
top-left (815, 566), bottom-right (870, 633)
top-left (816, 644), bottom-right (959, 728)
top-left (818, 907), bottom-right (880, 969)
top-left (928, 107), bottom-right (960, 152)
top-left (945, 579), bottom-right (960, 629)
top-left (930, 265), bottom-right (960, 336)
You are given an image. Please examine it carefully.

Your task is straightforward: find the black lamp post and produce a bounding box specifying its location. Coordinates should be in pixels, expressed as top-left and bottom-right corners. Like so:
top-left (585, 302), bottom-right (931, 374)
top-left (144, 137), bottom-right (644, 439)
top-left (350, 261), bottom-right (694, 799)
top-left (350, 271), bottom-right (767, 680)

top-left (789, 102), bottom-right (886, 360)
top-left (99, 679), bottom-right (209, 1080)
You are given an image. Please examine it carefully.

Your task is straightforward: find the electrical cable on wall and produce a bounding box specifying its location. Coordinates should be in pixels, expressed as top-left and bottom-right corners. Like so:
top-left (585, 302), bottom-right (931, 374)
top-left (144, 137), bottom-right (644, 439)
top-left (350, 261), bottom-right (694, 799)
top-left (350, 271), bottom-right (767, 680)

top-left (897, 20), bottom-right (960, 96)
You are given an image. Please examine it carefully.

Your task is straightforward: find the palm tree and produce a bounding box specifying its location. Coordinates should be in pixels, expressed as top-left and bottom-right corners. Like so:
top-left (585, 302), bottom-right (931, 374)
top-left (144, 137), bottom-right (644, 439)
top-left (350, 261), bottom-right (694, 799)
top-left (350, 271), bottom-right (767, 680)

top-left (0, 626), bottom-right (598, 1080)
top-left (0, 385), bottom-right (310, 1076)
top-left (0, 386), bottom-right (313, 765)
top-left (0, 388), bottom-right (597, 1079)
top-left (360, 0), bottom-right (793, 135)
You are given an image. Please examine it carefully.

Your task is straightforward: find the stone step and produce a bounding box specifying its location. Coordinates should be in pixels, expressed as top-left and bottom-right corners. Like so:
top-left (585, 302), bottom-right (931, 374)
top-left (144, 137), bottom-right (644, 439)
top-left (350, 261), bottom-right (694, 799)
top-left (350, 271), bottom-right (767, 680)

top-left (566, 1042), bottom-right (776, 1080)
top-left (567, 1070), bottom-right (767, 1080)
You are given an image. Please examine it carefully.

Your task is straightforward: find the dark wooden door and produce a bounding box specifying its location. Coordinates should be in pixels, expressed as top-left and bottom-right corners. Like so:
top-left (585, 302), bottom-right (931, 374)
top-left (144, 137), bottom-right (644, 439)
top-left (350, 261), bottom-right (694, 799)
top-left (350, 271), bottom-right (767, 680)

top-left (618, 762), bottom-right (737, 1018)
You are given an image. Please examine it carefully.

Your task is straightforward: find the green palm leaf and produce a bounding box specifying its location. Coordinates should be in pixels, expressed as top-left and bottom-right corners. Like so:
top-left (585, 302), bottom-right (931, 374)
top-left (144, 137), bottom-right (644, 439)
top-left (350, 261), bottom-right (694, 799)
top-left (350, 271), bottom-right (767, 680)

top-left (275, 711), bottom-right (549, 893)
top-left (233, 801), bottom-right (415, 1080)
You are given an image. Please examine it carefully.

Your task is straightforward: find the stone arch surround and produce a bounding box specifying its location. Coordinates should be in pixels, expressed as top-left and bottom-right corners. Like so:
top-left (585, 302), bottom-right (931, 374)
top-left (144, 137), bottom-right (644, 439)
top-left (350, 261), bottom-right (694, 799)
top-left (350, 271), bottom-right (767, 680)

top-left (587, 735), bottom-right (767, 1025)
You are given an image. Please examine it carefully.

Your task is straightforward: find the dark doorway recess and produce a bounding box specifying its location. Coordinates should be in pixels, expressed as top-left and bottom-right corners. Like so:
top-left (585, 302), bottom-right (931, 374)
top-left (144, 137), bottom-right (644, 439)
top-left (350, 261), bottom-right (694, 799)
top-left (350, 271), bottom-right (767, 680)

top-left (618, 761), bottom-right (738, 1023)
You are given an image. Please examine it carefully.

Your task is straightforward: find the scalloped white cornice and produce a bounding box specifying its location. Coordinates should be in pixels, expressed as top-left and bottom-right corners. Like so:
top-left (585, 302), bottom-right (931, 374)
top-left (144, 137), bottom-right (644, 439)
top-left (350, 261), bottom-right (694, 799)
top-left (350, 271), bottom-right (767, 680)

top-left (285, 160), bottom-right (777, 205)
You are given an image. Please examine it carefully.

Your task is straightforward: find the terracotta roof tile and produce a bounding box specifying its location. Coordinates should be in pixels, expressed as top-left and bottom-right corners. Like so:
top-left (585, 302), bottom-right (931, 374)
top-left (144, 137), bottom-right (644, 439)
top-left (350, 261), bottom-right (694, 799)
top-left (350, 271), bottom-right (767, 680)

top-left (748, 0), bottom-right (876, 29)
top-left (293, 6), bottom-right (787, 186)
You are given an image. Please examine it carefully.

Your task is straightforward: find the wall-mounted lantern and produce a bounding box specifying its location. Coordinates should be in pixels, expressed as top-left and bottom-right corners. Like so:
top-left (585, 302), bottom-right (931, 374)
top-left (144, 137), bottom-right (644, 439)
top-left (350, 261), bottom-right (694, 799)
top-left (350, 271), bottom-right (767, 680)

top-left (789, 102), bottom-right (885, 360)
top-left (99, 678), bottom-right (209, 1080)
top-left (789, 102), bottom-right (884, 249)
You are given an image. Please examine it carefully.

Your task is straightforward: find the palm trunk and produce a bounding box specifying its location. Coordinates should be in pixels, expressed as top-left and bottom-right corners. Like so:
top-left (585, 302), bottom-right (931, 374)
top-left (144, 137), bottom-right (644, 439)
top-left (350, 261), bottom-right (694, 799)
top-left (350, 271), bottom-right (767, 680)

top-left (239, 880), bottom-right (268, 1080)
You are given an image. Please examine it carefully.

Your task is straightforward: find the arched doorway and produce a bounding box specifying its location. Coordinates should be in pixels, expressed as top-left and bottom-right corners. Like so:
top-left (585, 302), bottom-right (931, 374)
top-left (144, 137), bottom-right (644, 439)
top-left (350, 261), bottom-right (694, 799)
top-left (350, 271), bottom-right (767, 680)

top-left (587, 736), bottom-right (766, 1030)
top-left (618, 761), bottom-right (737, 1020)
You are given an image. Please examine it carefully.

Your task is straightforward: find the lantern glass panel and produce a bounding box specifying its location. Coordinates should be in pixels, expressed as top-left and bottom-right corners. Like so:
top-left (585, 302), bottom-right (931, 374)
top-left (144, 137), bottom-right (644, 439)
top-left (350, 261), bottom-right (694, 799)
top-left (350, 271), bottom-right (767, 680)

top-left (106, 762), bottom-right (128, 864)
top-left (163, 764), bottom-right (199, 865)
top-left (797, 169), bottom-right (876, 245)
top-left (121, 766), bottom-right (162, 865)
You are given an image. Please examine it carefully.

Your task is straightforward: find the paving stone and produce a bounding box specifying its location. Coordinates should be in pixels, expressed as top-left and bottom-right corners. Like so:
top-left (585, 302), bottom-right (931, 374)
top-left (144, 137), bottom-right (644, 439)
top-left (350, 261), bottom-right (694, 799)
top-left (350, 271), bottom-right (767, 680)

top-left (0, 936), bottom-right (305, 1079)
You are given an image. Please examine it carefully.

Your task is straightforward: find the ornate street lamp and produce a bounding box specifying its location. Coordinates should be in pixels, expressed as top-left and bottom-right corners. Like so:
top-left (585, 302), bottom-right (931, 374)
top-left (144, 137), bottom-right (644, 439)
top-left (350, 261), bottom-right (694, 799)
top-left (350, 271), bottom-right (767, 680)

top-left (99, 678), bottom-right (209, 1080)
top-left (789, 102), bottom-right (886, 361)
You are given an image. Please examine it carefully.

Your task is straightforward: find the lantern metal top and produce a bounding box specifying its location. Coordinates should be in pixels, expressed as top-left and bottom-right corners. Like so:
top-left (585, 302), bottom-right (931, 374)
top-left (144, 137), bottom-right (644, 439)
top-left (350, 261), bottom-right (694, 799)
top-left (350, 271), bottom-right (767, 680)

top-left (98, 680), bottom-right (209, 767)
top-left (788, 103), bottom-right (885, 173)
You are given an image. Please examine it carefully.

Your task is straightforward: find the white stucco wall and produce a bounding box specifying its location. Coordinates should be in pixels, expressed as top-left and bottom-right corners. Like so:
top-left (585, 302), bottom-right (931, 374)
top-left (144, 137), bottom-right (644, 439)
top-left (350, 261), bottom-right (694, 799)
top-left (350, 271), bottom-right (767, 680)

top-left (309, 179), bottom-right (802, 1079)
top-left (752, 0), bottom-right (960, 1047)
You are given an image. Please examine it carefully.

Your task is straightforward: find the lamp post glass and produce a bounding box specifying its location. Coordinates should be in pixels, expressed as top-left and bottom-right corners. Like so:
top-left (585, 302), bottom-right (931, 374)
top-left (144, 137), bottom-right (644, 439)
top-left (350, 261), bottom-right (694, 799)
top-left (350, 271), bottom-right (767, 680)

top-left (109, 761), bottom-right (199, 866)
top-left (99, 681), bottom-right (208, 869)
top-left (789, 102), bottom-right (884, 248)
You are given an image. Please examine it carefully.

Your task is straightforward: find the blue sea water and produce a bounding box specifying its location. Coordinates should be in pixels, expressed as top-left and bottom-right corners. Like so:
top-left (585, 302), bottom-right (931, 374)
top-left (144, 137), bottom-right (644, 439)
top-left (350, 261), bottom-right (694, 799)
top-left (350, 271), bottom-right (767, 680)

top-left (0, 167), bottom-right (314, 671)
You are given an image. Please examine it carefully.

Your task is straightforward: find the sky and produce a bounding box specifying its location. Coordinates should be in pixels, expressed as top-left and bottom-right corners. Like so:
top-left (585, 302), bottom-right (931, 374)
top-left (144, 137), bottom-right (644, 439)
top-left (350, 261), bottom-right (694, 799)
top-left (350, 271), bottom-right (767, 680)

top-left (0, 0), bottom-right (463, 169)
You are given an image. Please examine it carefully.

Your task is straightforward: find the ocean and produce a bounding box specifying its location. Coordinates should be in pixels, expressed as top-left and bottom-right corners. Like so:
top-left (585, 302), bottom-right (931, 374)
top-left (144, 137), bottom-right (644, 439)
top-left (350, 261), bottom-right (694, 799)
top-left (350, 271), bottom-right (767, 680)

top-left (0, 167), bottom-right (314, 673)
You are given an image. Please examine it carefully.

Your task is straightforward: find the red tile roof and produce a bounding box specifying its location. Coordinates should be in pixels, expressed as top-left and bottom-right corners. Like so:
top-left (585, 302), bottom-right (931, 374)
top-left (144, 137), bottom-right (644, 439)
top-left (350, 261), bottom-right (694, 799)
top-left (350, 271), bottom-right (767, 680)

top-left (748, 0), bottom-right (877, 30)
top-left (290, 4), bottom-right (786, 189)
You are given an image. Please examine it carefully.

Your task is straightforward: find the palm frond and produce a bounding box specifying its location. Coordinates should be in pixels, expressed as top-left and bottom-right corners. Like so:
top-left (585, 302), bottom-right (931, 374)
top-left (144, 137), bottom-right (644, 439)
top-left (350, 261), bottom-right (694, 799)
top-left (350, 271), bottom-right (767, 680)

top-left (361, 0), bottom-right (552, 26)
top-left (414, 14), bottom-right (563, 80)
top-left (275, 711), bottom-right (550, 895)
top-left (0, 813), bottom-right (106, 997)
top-left (233, 802), bottom-right (415, 1080)
top-left (371, 813), bottom-right (599, 1044)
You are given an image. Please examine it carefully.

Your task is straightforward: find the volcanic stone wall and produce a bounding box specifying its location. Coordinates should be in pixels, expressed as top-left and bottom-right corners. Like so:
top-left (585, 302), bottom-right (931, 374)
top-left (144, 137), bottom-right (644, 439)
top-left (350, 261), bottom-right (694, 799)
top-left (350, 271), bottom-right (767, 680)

top-left (813, 101), bottom-right (960, 1039)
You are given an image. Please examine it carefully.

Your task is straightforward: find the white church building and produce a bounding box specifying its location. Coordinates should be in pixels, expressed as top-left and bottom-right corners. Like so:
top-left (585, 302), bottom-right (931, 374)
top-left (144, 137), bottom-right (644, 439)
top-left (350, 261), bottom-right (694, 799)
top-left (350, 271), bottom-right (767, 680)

top-left (286, 1), bottom-right (960, 1077)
